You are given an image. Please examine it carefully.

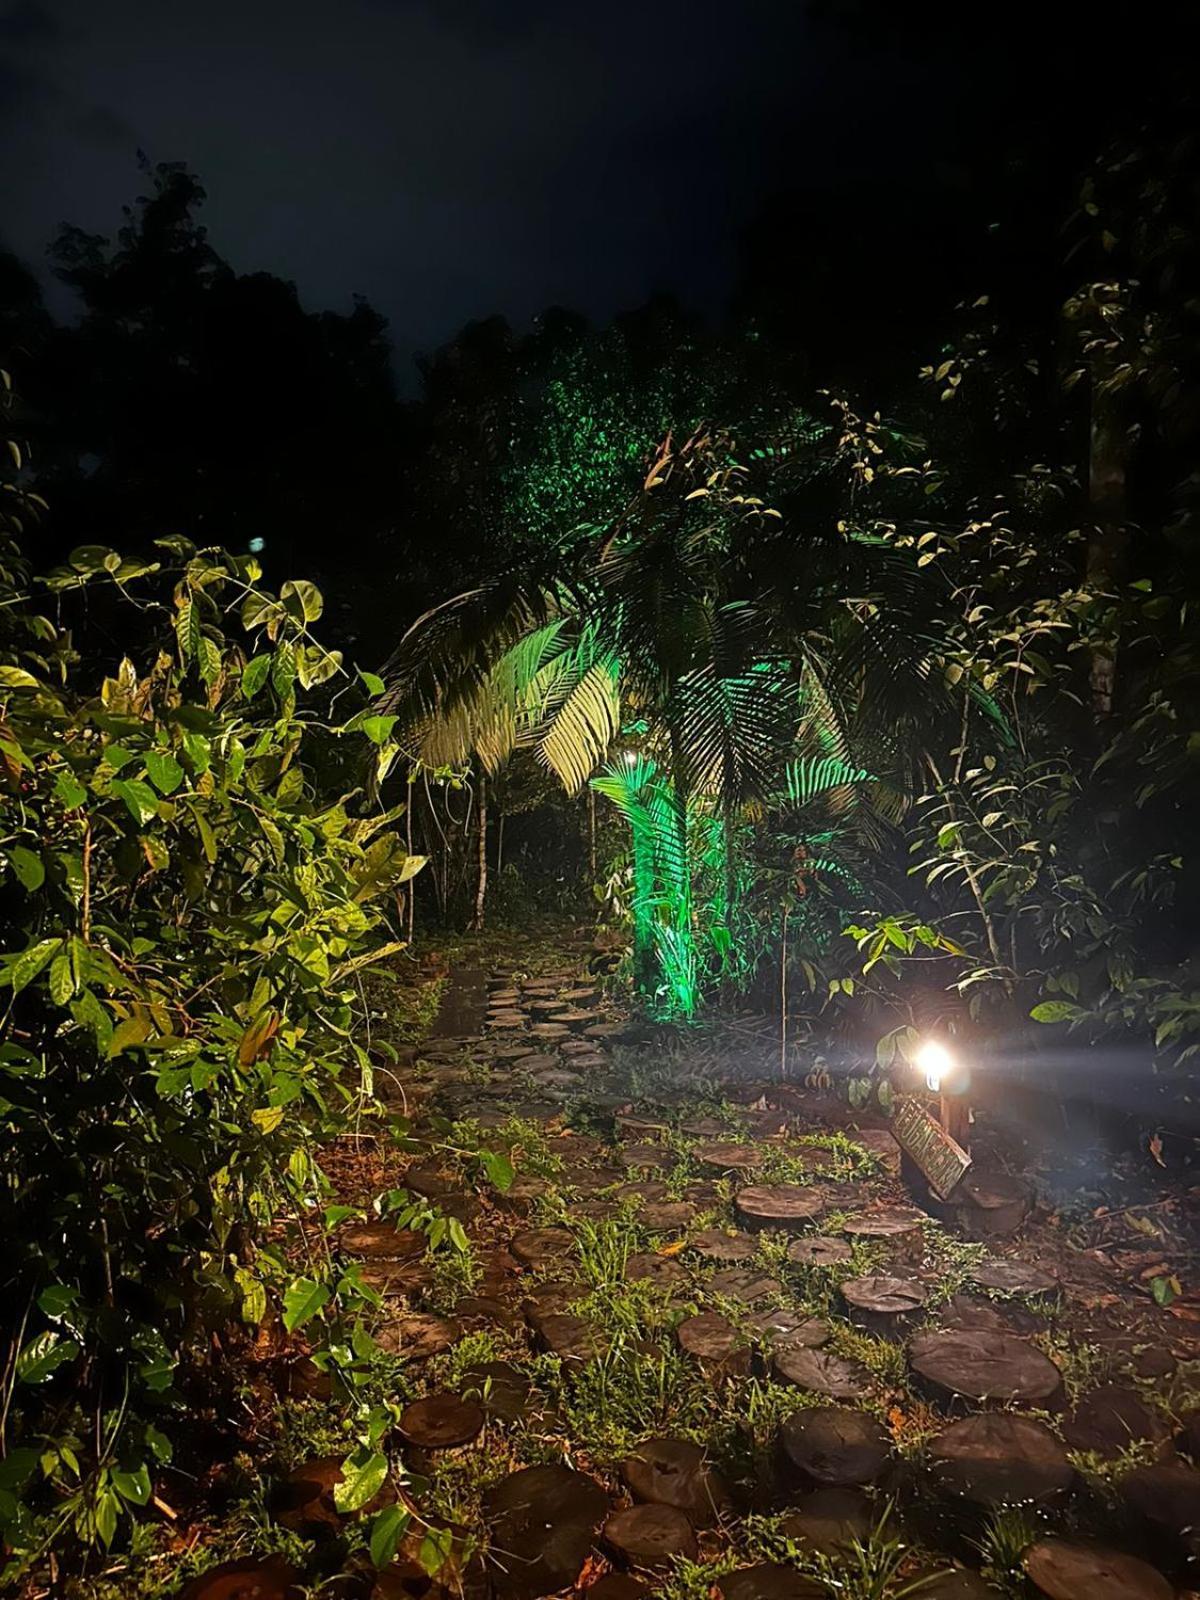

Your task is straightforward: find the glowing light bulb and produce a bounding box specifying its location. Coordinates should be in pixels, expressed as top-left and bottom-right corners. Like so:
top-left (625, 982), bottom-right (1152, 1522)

top-left (916, 1039), bottom-right (954, 1094)
top-left (624, 751), bottom-right (637, 765)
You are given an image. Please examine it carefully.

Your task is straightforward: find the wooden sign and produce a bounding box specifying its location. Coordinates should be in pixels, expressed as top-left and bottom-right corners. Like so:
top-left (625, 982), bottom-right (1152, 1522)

top-left (893, 1096), bottom-right (972, 1200)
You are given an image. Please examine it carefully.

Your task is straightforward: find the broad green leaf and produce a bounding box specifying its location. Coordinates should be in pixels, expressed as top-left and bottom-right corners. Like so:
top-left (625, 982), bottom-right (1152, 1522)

top-left (112, 779), bottom-right (160, 826)
top-left (108, 1016), bottom-right (151, 1058)
top-left (37, 1284), bottom-right (79, 1321)
top-left (1029, 1001), bottom-right (1081, 1024)
top-left (17, 1331), bottom-right (79, 1384)
top-left (252, 1105), bottom-right (285, 1134)
top-left (361, 714), bottom-right (398, 746)
top-left (369, 1504), bottom-right (411, 1567)
top-left (55, 770), bottom-right (88, 809)
top-left (182, 730), bottom-right (212, 775)
top-left (241, 653), bottom-right (271, 699)
top-left (145, 750), bottom-right (184, 795)
top-left (0, 665), bottom-right (39, 690)
top-left (360, 670), bottom-right (386, 698)
top-left (281, 578), bottom-right (324, 623)
top-left (478, 1149), bottom-right (514, 1192)
top-left (48, 953), bottom-right (76, 1007)
top-left (333, 1448), bottom-right (387, 1513)
top-left (258, 814), bottom-right (285, 865)
top-left (176, 598), bottom-right (201, 663)
top-left (9, 845), bottom-right (44, 891)
top-left (111, 1465), bottom-right (152, 1506)
top-left (282, 1276), bottom-right (330, 1333)
top-left (94, 1486), bottom-right (120, 1547)
top-left (9, 937), bottom-right (62, 994)
top-left (418, 1525), bottom-right (455, 1576)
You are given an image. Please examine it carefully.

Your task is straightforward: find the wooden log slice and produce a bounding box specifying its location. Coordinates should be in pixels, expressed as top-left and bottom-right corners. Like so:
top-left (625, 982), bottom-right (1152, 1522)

top-left (693, 1142), bottom-right (766, 1174)
top-left (971, 1259), bottom-right (1057, 1296)
top-left (570, 1051), bottom-right (610, 1070)
top-left (936, 1294), bottom-right (1021, 1337)
top-left (788, 1235), bottom-right (853, 1267)
top-left (840, 1209), bottom-right (926, 1254)
top-left (493, 1041), bottom-right (537, 1059)
top-left (274, 1455), bottom-right (393, 1534)
top-left (772, 1345), bottom-right (872, 1400)
top-left (529, 999), bottom-right (565, 1014)
top-left (689, 1229), bottom-right (758, 1262)
top-left (1122, 1463), bottom-right (1200, 1549)
top-left (522, 1278), bottom-right (588, 1321)
top-left (403, 1160), bottom-right (458, 1198)
top-left (1062, 1385), bottom-right (1170, 1459)
top-left (530, 1022), bottom-right (571, 1041)
top-left (620, 1437), bottom-right (731, 1526)
top-left (716, 1565), bottom-right (824, 1600)
top-left (571, 1167), bottom-right (625, 1193)
top-left (375, 1314), bottom-right (461, 1361)
top-left (454, 1294), bottom-right (521, 1332)
top-left (905, 1573), bottom-right (1002, 1599)
top-left (625, 1252), bottom-right (688, 1288)
top-left (952, 1173), bottom-right (1032, 1240)
top-left (510, 1052), bottom-right (560, 1073)
top-left (560, 1036), bottom-right (598, 1056)
top-left (708, 1267), bottom-right (783, 1304)
top-left (641, 1201), bottom-right (696, 1233)
top-left (779, 1404), bottom-right (891, 1486)
top-left (776, 1487), bottom-right (872, 1555)
top-left (928, 1414), bottom-right (1073, 1504)
top-left (550, 1009), bottom-right (598, 1029)
top-left (561, 987), bottom-right (599, 1003)
top-left (602, 1504), bottom-right (698, 1571)
top-left (488, 1013), bottom-right (529, 1032)
top-left (340, 1223), bottom-right (426, 1261)
top-left (616, 1179), bottom-right (669, 1204)
top-left (1024, 1539), bottom-right (1173, 1600)
top-left (851, 1128), bottom-right (901, 1171)
top-left (536, 1313), bottom-right (609, 1364)
top-left (483, 1465), bottom-right (608, 1600)
top-left (511, 1227), bottom-right (576, 1268)
top-left (495, 1177), bottom-right (553, 1217)
top-left (735, 1185), bottom-right (825, 1234)
top-left (839, 1274), bottom-right (928, 1334)
top-left (587, 1577), bottom-right (648, 1600)
top-left (617, 1145), bottom-right (677, 1173)
top-left (676, 1311), bottom-right (752, 1379)
top-left (908, 1329), bottom-right (1063, 1409)
top-left (179, 1558), bottom-right (301, 1600)
top-left (398, 1393), bottom-right (485, 1450)
top-left (585, 1022), bottom-right (626, 1040)
top-left (750, 1308), bottom-right (829, 1349)
top-left (460, 1361), bottom-right (533, 1423)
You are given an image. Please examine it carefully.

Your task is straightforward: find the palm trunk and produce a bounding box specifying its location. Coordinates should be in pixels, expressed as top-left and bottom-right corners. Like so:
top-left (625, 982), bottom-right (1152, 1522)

top-left (469, 773), bottom-right (487, 931)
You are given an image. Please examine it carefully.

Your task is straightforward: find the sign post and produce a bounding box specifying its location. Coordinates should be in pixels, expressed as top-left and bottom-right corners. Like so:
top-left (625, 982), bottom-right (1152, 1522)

top-left (893, 1095), bottom-right (972, 1201)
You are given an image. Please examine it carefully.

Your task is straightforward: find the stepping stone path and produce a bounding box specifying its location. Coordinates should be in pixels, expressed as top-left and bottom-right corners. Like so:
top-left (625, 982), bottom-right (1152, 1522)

top-left (280, 944), bottom-right (1184, 1600)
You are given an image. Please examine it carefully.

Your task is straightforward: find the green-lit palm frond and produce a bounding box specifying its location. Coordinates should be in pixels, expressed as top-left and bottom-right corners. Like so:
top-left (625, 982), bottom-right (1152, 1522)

top-left (782, 755), bottom-right (872, 806)
top-left (537, 651), bottom-right (622, 793)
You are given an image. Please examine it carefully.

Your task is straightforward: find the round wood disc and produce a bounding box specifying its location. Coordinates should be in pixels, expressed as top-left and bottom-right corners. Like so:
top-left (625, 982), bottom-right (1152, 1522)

top-left (585, 1022), bottom-right (626, 1039)
top-left (1122, 1463), bottom-right (1200, 1540)
top-left (708, 1267), bottom-right (783, 1304)
top-left (488, 1013), bottom-right (528, 1031)
top-left (529, 998), bottom-right (564, 1014)
top-left (531, 1022), bottom-right (570, 1040)
top-left (522, 1278), bottom-right (588, 1321)
top-left (483, 1465), bottom-right (608, 1600)
top-left (1024, 1538), bottom-right (1173, 1600)
top-left (735, 1185), bottom-right (825, 1233)
top-left (689, 1229), bottom-right (757, 1262)
top-left (780, 1404), bottom-right (892, 1485)
top-left (693, 1142), bottom-right (766, 1174)
top-left (641, 1201), bottom-right (696, 1232)
top-left (536, 1312), bottom-right (608, 1364)
top-left (460, 1361), bottom-right (533, 1423)
top-left (929, 1413), bottom-right (1073, 1504)
top-left (676, 1311), bottom-right (751, 1377)
top-left (750, 1308), bottom-right (828, 1348)
top-left (398, 1393), bottom-right (485, 1450)
top-left (904, 1572), bottom-right (1001, 1599)
top-left (953, 1173), bottom-right (1032, 1238)
top-left (603, 1504), bottom-right (698, 1570)
top-left (841, 1208), bottom-right (926, 1242)
top-left (550, 1008), bottom-right (596, 1028)
top-left (340, 1222), bottom-right (426, 1261)
top-left (972, 1259), bottom-right (1058, 1296)
top-left (375, 1314), bottom-right (461, 1361)
top-left (179, 1558), bottom-right (300, 1600)
top-left (716, 1564), bottom-right (824, 1599)
top-left (772, 1345), bottom-right (872, 1400)
top-left (840, 1274), bottom-right (927, 1332)
top-left (909, 1329), bottom-right (1063, 1408)
top-left (625, 1252), bottom-right (688, 1287)
top-left (1062, 1385), bottom-right (1169, 1459)
top-left (851, 1128), bottom-right (902, 1170)
top-left (789, 1235), bottom-right (854, 1267)
top-left (618, 1144), bottom-right (676, 1171)
top-left (510, 1052), bottom-right (560, 1073)
top-left (777, 1487), bottom-right (872, 1556)
top-left (511, 1227), bottom-right (576, 1267)
top-left (621, 1437), bottom-right (730, 1526)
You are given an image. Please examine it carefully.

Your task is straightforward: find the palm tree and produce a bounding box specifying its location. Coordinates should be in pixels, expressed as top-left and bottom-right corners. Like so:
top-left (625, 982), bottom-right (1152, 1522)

top-left (383, 417), bottom-right (956, 1010)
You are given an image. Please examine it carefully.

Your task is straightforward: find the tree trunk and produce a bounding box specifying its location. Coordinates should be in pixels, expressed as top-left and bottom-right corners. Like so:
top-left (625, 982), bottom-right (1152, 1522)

top-left (469, 773), bottom-right (487, 931)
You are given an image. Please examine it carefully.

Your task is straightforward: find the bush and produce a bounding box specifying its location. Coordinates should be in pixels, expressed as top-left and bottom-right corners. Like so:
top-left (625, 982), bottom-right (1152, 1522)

top-left (0, 507), bottom-right (420, 1571)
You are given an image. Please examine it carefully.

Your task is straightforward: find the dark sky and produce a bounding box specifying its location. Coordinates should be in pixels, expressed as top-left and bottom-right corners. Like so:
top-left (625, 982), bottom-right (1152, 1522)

top-left (0, 0), bottom-right (1187, 372)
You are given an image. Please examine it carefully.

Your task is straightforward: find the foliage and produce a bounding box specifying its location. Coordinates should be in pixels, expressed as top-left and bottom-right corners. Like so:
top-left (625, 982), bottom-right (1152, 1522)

top-left (0, 403), bottom-right (424, 1575)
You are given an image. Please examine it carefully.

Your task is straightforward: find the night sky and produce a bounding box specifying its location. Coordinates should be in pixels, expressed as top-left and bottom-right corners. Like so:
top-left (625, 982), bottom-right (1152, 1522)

top-left (1, 0), bottom-right (1187, 374)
